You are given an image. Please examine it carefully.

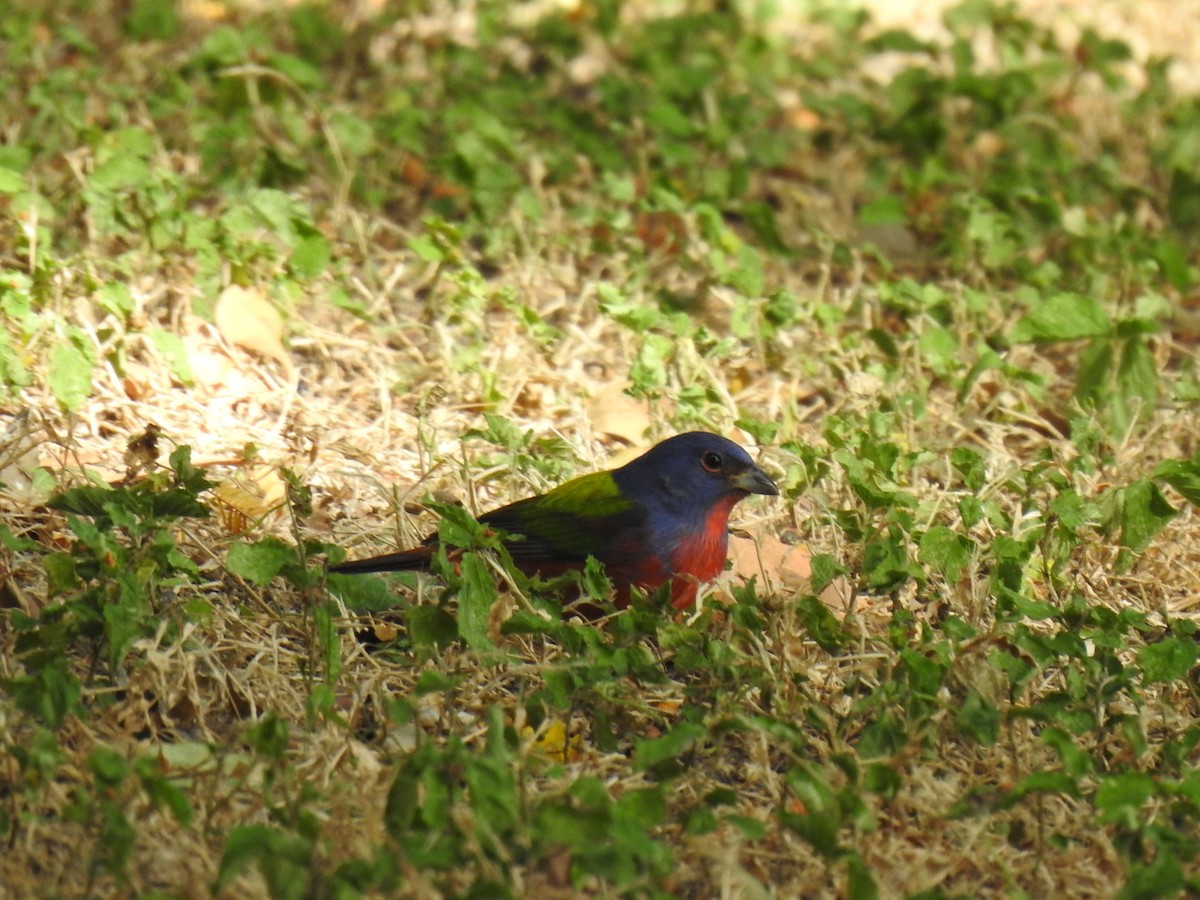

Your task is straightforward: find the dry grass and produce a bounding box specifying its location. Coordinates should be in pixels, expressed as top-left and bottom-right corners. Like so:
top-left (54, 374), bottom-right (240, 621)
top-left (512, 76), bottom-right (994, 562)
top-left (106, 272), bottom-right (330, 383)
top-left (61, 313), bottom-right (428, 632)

top-left (2, 1), bottom-right (1200, 898)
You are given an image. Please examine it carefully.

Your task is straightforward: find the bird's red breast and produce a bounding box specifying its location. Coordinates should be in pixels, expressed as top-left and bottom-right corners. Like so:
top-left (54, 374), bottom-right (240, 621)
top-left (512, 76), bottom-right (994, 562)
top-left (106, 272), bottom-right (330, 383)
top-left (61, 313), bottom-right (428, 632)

top-left (664, 492), bottom-right (741, 609)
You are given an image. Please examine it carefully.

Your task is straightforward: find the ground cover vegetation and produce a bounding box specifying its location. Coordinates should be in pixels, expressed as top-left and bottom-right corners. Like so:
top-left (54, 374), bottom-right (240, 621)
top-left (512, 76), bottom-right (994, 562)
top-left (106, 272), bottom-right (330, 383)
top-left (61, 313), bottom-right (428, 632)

top-left (3, 0), bottom-right (1200, 896)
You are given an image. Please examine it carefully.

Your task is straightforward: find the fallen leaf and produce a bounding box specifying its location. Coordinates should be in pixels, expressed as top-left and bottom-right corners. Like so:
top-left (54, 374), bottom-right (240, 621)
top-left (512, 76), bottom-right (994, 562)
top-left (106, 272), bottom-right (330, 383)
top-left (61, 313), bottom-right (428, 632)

top-left (212, 467), bottom-right (287, 533)
top-left (588, 381), bottom-right (654, 445)
top-left (521, 720), bottom-right (584, 762)
top-left (214, 285), bottom-right (294, 381)
top-left (729, 532), bottom-right (812, 589)
top-left (634, 210), bottom-right (687, 256)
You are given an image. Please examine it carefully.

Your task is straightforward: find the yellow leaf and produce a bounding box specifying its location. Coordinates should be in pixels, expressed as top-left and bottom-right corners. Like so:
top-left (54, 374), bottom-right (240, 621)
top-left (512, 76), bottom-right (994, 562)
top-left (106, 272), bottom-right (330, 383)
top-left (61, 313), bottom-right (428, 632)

top-left (214, 285), bottom-right (293, 380)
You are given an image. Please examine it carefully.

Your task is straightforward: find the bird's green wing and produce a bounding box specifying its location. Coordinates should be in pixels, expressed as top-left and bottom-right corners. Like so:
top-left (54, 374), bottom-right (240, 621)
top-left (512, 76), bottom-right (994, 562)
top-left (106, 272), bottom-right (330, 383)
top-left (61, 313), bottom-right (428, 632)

top-left (479, 470), bottom-right (645, 563)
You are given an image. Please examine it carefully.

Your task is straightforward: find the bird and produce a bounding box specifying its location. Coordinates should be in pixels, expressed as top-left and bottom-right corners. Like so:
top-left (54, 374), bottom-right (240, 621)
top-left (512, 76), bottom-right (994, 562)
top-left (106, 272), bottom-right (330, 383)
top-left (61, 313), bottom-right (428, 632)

top-left (330, 431), bottom-right (778, 610)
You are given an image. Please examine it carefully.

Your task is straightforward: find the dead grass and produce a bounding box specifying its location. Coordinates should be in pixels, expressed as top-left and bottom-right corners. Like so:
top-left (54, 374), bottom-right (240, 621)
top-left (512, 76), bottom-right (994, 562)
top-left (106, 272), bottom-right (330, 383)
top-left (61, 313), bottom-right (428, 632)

top-left (2, 1), bottom-right (1200, 898)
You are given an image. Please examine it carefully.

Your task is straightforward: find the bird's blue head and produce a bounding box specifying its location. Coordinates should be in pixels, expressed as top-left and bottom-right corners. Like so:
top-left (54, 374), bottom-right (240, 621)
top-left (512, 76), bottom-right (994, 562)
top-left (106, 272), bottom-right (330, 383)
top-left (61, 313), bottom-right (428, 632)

top-left (612, 432), bottom-right (778, 526)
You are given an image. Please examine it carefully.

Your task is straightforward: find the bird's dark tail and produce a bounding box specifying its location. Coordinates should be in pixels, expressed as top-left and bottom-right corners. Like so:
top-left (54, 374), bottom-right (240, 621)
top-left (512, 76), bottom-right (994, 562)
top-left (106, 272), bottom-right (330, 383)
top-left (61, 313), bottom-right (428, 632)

top-left (328, 546), bottom-right (436, 574)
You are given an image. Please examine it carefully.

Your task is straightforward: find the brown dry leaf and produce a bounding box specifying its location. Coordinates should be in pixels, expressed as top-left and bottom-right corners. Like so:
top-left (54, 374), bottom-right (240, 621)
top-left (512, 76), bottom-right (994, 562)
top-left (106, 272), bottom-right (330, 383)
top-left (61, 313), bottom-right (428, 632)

top-left (729, 532), bottom-right (812, 590)
top-left (211, 467), bottom-right (287, 533)
top-left (818, 575), bottom-right (856, 612)
top-left (788, 105), bottom-right (823, 129)
top-left (370, 622), bottom-right (400, 642)
top-left (181, 0), bottom-right (227, 21)
top-left (634, 210), bottom-right (687, 256)
top-left (214, 285), bottom-right (294, 381)
top-left (588, 381), bottom-right (653, 445)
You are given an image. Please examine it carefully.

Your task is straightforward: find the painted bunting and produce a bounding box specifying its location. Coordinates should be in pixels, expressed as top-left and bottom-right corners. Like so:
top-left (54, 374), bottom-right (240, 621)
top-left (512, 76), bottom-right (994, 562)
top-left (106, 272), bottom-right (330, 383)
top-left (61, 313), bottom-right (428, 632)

top-left (330, 431), bottom-right (778, 610)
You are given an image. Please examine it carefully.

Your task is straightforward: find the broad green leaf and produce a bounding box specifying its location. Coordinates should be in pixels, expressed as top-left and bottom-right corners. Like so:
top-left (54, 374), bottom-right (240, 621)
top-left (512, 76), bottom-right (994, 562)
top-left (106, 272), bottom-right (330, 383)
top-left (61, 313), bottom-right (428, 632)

top-left (1095, 772), bottom-right (1156, 825)
top-left (0, 168), bottom-right (23, 193)
top-left (151, 489), bottom-right (210, 519)
top-left (456, 552), bottom-right (496, 650)
top-left (1114, 335), bottom-right (1158, 426)
top-left (327, 572), bottom-right (399, 613)
top-left (215, 825), bottom-right (310, 893)
top-left (289, 233), bottom-right (330, 278)
top-left (406, 605), bottom-right (458, 649)
top-left (43, 552), bottom-right (80, 596)
top-left (615, 785), bottom-right (666, 829)
top-left (955, 690), bottom-right (999, 745)
top-left (1139, 637), bottom-right (1199, 685)
top-left (1010, 293), bottom-right (1110, 342)
top-left (1154, 456), bottom-right (1200, 507)
top-left (919, 325), bottom-right (958, 375)
top-left (226, 538), bottom-right (296, 585)
top-left (1117, 480), bottom-right (1178, 552)
top-left (147, 328), bottom-right (195, 385)
top-left (48, 342), bottom-right (93, 412)
top-left (633, 722), bottom-right (704, 772)
top-left (781, 765), bottom-right (840, 857)
top-left (1, 657), bottom-right (81, 727)
top-left (1118, 853), bottom-right (1185, 900)
top-left (49, 487), bottom-right (113, 517)
top-left (918, 526), bottom-right (974, 582)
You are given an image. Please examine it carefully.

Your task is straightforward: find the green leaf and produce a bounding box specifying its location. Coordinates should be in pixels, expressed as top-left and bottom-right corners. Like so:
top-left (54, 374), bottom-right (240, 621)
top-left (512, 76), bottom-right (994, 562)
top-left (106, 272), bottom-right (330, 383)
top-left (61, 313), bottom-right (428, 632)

top-left (1116, 480), bottom-right (1178, 552)
top-left (1139, 637), bottom-right (1199, 685)
top-left (328, 572), bottom-right (400, 613)
top-left (1154, 456), bottom-right (1200, 507)
top-left (808, 553), bottom-right (849, 596)
top-left (633, 722), bottom-right (704, 772)
top-left (89, 746), bottom-right (130, 786)
top-left (49, 487), bottom-right (114, 517)
top-left (48, 342), bottom-right (93, 412)
top-left (0, 168), bottom-right (24, 193)
top-left (1040, 727), bottom-right (1093, 778)
top-left (1118, 851), bottom-right (1184, 900)
top-left (289, 233), bottom-right (330, 278)
top-left (955, 690), bottom-right (999, 745)
top-left (1006, 770), bottom-right (1080, 802)
top-left (415, 670), bottom-right (459, 695)
top-left (431, 501), bottom-right (486, 549)
top-left (407, 605), bottom-right (458, 649)
top-left (796, 594), bottom-right (848, 652)
top-left (226, 538), bottom-right (296, 586)
top-left (1114, 336), bottom-right (1158, 426)
top-left (126, 0), bottom-right (181, 40)
top-left (90, 154), bottom-right (151, 192)
top-left (215, 825), bottom-right (311, 894)
top-left (43, 552), bottom-right (80, 596)
top-left (857, 194), bottom-right (907, 227)
top-left (615, 785), bottom-right (666, 830)
top-left (780, 765), bottom-right (841, 858)
top-left (919, 325), bottom-right (958, 375)
top-left (147, 328), bottom-right (195, 386)
top-left (1010, 293), bottom-right (1111, 342)
top-left (1095, 772), bottom-right (1156, 826)
top-left (1, 657), bottom-right (81, 728)
top-left (456, 552), bottom-right (496, 650)
top-left (151, 490), bottom-right (210, 519)
top-left (918, 526), bottom-right (974, 582)
top-left (863, 526), bottom-right (915, 591)
top-left (138, 762), bottom-right (193, 826)
top-left (846, 852), bottom-right (880, 900)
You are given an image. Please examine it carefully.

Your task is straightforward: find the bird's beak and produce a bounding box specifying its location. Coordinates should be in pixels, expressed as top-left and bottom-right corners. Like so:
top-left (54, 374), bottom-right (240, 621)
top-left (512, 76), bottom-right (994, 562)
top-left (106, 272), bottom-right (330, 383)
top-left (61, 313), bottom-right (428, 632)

top-left (732, 464), bottom-right (779, 496)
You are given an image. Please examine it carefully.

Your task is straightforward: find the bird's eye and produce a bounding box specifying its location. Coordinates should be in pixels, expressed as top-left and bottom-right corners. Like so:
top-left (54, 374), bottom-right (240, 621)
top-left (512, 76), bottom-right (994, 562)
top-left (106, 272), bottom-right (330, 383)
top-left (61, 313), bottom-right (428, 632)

top-left (701, 451), bottom-right (723, 472)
